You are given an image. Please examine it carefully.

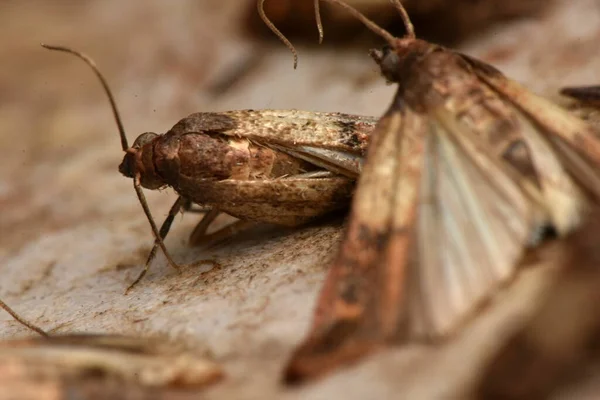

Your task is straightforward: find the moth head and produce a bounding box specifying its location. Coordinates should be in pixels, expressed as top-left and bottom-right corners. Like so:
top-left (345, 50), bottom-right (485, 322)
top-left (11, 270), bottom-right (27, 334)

top-left (369, 46), bottom-right (401, 84)
top-left (119, 132), bottom-right (165, 190)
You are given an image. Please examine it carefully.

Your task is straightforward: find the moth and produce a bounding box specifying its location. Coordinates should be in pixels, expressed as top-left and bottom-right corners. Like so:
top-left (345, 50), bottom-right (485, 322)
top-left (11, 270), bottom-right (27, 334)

top-left (42, 45), bottom-right (377, 291)
top-left (0, 333), bottom-right (223, 399)
top-left (260, 0), bottom-right (600, 383)
top-left (476, 206), bottom-right (600, 400)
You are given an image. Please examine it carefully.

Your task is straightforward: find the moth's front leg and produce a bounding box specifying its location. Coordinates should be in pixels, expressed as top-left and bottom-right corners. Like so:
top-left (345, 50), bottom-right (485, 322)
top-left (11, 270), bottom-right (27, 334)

top-left (125, 196), bottom-right (188, 293)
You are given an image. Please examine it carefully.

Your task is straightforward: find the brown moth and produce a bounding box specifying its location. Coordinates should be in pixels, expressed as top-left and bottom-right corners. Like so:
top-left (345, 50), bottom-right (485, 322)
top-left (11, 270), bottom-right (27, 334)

top-left (41, 45), bottom-right (377, 291)
top-left (475, 207), bottom-right (600, 400)
top-left (0, 333), bottom-right (223, 399)
top-left (261, 0), bottom-right (600, 383)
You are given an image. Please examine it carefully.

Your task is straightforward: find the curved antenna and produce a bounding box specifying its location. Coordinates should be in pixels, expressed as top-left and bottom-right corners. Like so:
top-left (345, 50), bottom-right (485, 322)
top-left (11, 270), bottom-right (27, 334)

top-left (42, 44), bottom-right (182, 286)
top-left (314, 0), bottom-right (324, 44)
top-left (390, 0), bottom-right (415, 38)
top-left (41, 44), bottom-right (129, 151)
top-left (257, 0), bottom-right (298, 69)
top-left (319, 0), bottom-right (397, 45)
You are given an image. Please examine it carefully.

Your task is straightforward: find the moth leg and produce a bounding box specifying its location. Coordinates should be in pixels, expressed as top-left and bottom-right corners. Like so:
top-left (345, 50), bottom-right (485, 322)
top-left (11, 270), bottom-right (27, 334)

top-left (187, 208), bottom-right (220, 245)
top-left (189, 213), bottom-right (255, 247)
top-left (125, 196), bottom-right (187, 294)
top-left (0, 298), bottom-right (47, 337)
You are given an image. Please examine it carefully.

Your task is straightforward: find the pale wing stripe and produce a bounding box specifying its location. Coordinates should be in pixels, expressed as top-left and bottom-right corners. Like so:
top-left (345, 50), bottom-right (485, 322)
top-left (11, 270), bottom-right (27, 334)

top-left (434, 130), bottom-right (473, 324)
top-left (417, 125), bottom-right (449, 334)
top-left (438, 145), bottom-right (490, 315)
top-left (436, 132), bottom-right (476, 326)
top-left (436, 130), bottom-right (509, 280)
top-left (429, 129), bottom-right (522, 334)
top-left (514, 112), bottom-right (586, 234)
top-left (442, 223), bottom-right (470, 327)
top-left (440, 190), bottom-right (479, 317)
top-left (439, 142), bottom-right (496, 299)
top-left (458, 149), bottom-right (523, 280)
top-left (417, 129), bottom-right (524, 336)
top-left (439, 148), bottom-right (499, 286)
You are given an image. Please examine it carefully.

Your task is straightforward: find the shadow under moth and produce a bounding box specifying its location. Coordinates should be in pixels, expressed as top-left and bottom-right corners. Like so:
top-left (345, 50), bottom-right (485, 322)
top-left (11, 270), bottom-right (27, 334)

top-left (260, 0), bottom-right (600, 384)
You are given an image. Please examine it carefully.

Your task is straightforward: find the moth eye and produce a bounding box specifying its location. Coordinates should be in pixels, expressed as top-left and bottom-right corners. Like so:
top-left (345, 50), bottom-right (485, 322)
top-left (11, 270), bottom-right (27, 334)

top-left (132, 132), bottom-right (158, 148)
top-left (369, 46), bottom-right (400, 84)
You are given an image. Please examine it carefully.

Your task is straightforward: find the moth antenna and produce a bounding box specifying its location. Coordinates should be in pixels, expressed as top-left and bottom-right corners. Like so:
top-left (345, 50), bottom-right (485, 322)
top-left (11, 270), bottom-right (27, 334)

top-left (314, 0), bottom-right (324, 44)
top-left (41, 44), bottom-right (130, 152)
top-left (257, 0), bottom-right (298, 69)
top-left (390, 0), bottom-right (415, 38)
top-left (0, 298), bottom-right (48, 337)
top-left (319, 0), bottom-right (397, 45)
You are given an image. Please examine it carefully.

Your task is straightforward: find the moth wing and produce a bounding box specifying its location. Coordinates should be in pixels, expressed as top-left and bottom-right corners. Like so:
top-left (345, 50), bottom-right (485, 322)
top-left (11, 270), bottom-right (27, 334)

top-left (285, 94), bottom-right (424, 382)
top-left (269, 144), bottom-right (363, 177)
top-left (285, 90), bottom-right (547, 380)
top-left (465, 56), bottom-right (600, 207)
top-left (170, 110), bottom-right (373, 178)
top-left (413, 108), bottom-right (544, 337)
top-left (191, 176), bottom-right (356, 225)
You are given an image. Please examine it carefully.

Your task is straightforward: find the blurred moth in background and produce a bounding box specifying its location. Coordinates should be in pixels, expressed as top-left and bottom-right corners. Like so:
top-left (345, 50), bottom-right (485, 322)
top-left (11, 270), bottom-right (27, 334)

top-left (42, 45), bottom-right (377, 292)
top-left (0, 334), bottom-right (222, 400)
top-left (260, 0), bottom-right (600, 383)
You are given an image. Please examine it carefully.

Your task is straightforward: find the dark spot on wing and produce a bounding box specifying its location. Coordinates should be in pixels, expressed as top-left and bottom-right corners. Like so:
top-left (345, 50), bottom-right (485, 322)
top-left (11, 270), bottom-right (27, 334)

top-left (339, 280), bottom-right (359, 304)
top-left (357, 224), bottom-right (389, 252)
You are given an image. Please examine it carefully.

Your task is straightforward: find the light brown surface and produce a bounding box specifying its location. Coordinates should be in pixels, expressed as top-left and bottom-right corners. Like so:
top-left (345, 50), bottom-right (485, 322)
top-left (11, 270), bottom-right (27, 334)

top-left (1, 0), bottom-right (599, 398)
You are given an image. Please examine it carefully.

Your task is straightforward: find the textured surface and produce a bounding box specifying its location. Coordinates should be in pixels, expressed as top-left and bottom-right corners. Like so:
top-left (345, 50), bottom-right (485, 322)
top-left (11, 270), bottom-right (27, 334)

top-left (1, 0), bottom-right (599, 398)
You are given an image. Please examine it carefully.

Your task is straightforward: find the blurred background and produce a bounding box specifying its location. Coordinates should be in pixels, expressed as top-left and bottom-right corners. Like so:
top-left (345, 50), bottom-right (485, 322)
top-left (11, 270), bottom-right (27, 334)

top-left (1, 0), bottom-right (600, 398)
